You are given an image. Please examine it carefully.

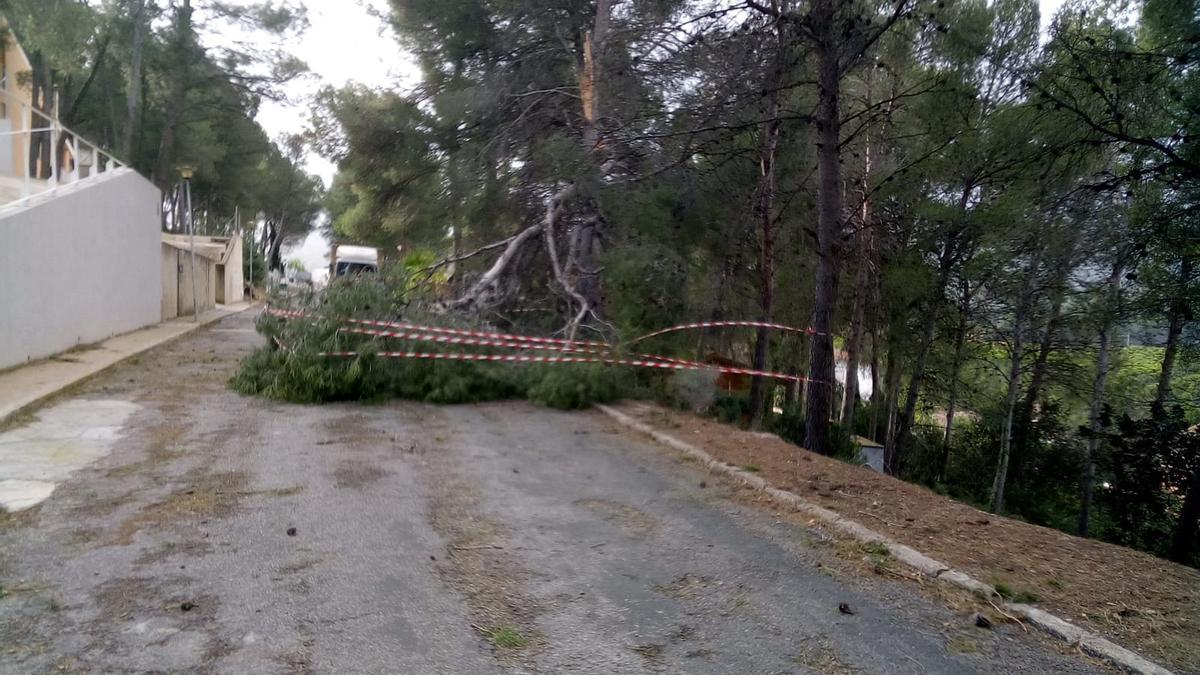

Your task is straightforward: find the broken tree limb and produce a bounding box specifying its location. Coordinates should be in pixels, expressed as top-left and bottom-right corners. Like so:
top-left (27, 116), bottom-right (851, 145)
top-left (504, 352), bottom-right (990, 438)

top-left (542, 185), bottom-right (596, 340)
top-left (439, 183), bottom-right (578, 314)
top-left (420, 236), bottom-right (519, 278)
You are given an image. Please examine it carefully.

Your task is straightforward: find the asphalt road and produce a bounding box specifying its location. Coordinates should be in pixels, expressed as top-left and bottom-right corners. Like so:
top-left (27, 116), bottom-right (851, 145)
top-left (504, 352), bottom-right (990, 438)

top-left (0, 310), bottom-right (1103, 674)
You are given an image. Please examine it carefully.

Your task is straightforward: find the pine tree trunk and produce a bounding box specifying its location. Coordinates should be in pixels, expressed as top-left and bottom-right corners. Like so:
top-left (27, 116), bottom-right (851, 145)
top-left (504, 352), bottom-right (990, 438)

top-left (889, 263), bottom-right (951, 476)
top-left (991, 308), bottom-right (1025, 514)
top-left (840, 262), bottom-right (867, 431)
top-left (1079, 262), bottom-right (1123, 536)
top-left (1010, 279), bottom-right (1065, 486)
top-left (1155, 256), bottom-right (1192, 409)
top-left (841, 73), bottom-right (874, 434)
top-left (992, 250), bottom-right (1042, 514)
top-left (880, 328), bottom-right (901, 448)
top-left (804, 0), bottom-right (841, 456)
top-left (868, 328), bottom-right (882, 442)
top-left (940, 312), bottom-right (967, 482)
top-left (563, 0), bottom-right (612, 324)
top-left (122, 0), bottom-right (147, 161)
top-left (747, 33), bottom-right (784, 429)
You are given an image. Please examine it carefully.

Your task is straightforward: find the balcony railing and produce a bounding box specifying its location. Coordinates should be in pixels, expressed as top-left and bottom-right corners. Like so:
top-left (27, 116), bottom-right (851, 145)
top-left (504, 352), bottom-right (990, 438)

top-left (0, 86), bottom-right (126, 207)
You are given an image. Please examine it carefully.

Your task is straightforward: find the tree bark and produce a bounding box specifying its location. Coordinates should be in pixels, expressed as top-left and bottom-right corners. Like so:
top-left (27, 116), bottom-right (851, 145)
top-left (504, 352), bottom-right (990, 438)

top-left (267, 217), bottom-right (287, 271)
top-left (1078, 261), bottom-right (1123, 536)
top-left (940, 283), bottom-right (969, 482)
top-left (804, 0), bottom-right (841, 455)
top-left (992, 249), bottom-right (1042, 514)
top-left (881, 328), bottom-right (903, 451)
top-left (747, 12), bottom-right (786, 429)
top-left (1155, 256), bottom-right (1192, 409)
top-left (565, 0), bottom-right (612, 323)
top-left (841, 132), bottom-right (874, 432)
top-left (1010, 274), bottom-right (1066, 483)
top-left (888, 261), bottom-right (952, 476)
top-left (868, 327), bottom-right (882, 442)
top-left (63, 26), bottom-right (113, 126)
top-left (122, 0), bottom-right (148, 161)
top-left (841, 258), bottom-right (868, 431)
top-left (444, 184), bottom-right (577, 313)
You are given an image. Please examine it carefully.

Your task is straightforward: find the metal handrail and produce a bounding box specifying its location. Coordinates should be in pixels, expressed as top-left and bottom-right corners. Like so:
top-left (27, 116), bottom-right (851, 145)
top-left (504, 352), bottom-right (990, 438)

top-left (0, 86), bottom-right (127, 207)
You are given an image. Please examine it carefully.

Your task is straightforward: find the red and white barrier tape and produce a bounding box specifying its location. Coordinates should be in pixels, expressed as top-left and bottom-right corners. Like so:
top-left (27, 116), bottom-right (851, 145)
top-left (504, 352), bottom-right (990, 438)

top-left (339, 326), bottom-right (749, 371)
top-left (315, 349), bottom-right (815, 383)
top-left (338, 326), bottom-right (609, 355)
top-left (345, 317), bottom-right (611, 349)
top-left (266, 307), bottom-right (610, 349)
top-left (266, 306), bottom-right (826, 384)
top-left (631, 320), bottom-right (827, 344)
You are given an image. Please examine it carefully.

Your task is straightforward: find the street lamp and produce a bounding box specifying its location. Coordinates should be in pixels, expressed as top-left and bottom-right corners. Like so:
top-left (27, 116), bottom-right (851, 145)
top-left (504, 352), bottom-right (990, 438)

top-left (181, 166), bottom-right (198, 322)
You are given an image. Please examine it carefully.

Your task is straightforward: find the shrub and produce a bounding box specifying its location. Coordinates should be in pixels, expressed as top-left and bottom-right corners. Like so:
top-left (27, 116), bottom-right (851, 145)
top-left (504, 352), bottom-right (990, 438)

top-left (524, 364), bottom-right (622, 410)
top-left (710, 393), bottom-right (750, 425)
top-left (669, 368), bottom-right (720, 413)
top-left (766, 403), bottom-right (805, 445)
top-left (765, 406), bottom-right (857, 462)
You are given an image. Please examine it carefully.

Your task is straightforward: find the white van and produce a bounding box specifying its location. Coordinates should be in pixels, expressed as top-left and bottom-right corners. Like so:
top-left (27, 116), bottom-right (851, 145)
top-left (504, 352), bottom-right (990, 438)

top-left (330, 245), bottom-right (379, 277)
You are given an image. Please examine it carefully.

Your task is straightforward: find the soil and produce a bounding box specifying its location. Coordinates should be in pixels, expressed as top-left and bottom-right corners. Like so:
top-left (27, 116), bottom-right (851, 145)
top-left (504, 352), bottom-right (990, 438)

top-left (611, 401), bottom-right (1200, 673)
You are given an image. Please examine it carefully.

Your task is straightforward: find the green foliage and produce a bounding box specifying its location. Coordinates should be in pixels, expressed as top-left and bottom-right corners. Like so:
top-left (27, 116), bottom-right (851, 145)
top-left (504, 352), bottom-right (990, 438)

top-left (525, 364), bottom-right (622, 410)
top-left (767, 404), bottom-right (806, 446)
top-left (827, 424), bottom-right (862, 465)
top-left (244, 239), bottom-right (267, 286)
top-left (710, 394), bottom-right (750, 425)
top-left (905, 401), bottom-right (1085, 530)
top-left (232, 267), bottom-right (627, 410)
top-left (486, 626), bottom-right (528, 650)
top-left (1093, 405), bottom-right (1200, 561)
top-left (992, 582), bottom-right (1040, 605)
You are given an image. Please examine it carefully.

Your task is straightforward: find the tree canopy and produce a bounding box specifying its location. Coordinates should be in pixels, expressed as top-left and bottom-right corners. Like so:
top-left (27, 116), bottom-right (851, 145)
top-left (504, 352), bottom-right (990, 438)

top-left (311, 0), bottom-right (1200, 567)
top-left (0, 0), bottom-right (323, 268)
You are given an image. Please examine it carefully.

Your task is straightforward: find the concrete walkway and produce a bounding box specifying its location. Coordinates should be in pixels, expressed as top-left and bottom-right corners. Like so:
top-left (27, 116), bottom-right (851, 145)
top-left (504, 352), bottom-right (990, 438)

top-left (0, 302), bottom-right (253, 425)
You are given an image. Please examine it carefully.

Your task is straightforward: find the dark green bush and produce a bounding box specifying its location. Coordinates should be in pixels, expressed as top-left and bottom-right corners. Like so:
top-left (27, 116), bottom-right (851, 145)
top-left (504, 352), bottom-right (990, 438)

top-left (766, 403), bottom-right (805, 444)
top-left (710, 393), bottom-right (750, 424)
top-left (525, 364), bottom-right (622, 409)
top-left (231, 267), bottom-right (627, 410)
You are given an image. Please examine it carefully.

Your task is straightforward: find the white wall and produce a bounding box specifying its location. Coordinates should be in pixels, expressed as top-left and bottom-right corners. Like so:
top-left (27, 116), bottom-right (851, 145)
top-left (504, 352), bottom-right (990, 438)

top-left (222, 236), bottom-right (244, 304)
top-left (0, 169), bottom-right (162, 368)
top-left (175, 250), bottom-right (216, 318)
top-left (161, 244), bottom-right (179, 321)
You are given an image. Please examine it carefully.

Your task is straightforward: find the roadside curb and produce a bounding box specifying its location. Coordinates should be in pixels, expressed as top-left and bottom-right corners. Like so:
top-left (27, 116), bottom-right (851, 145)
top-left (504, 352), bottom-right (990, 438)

top-left (0, 304), bottom-right (257, 428)
top-left (596, 403), bottom-right (1175, 675)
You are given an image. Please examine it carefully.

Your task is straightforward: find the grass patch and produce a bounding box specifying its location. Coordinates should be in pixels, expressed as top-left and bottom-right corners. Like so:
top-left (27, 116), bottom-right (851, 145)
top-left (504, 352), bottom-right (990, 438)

top-left (859, 540), bottom-right (891, 569)
top-left (487, 626), bottom-right (529, 649)
top-left (0, 408), bottom-right (38, 433)
top-left (0, 504), bottom-right (39, 531)
top-left (948, 635), bottom-right (978, 654)
top-left (741, 464), bottom-right (762, 473)
top-left (993, 581), bottom-right (1040, 604)
top-left (860, 541), bottom-right (890, 557)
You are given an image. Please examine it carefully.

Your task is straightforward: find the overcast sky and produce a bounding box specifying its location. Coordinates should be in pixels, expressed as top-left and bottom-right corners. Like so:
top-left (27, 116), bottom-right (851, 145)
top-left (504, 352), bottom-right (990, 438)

top-left (252, 0), bottom-right (1068, 273)
top-left (229, 0), bottom-right (413, 273)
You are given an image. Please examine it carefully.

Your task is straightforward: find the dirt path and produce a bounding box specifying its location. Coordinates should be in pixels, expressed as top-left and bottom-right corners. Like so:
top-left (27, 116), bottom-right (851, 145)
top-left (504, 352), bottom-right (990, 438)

top-left (0, 311), bottom-right (1106, 673)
